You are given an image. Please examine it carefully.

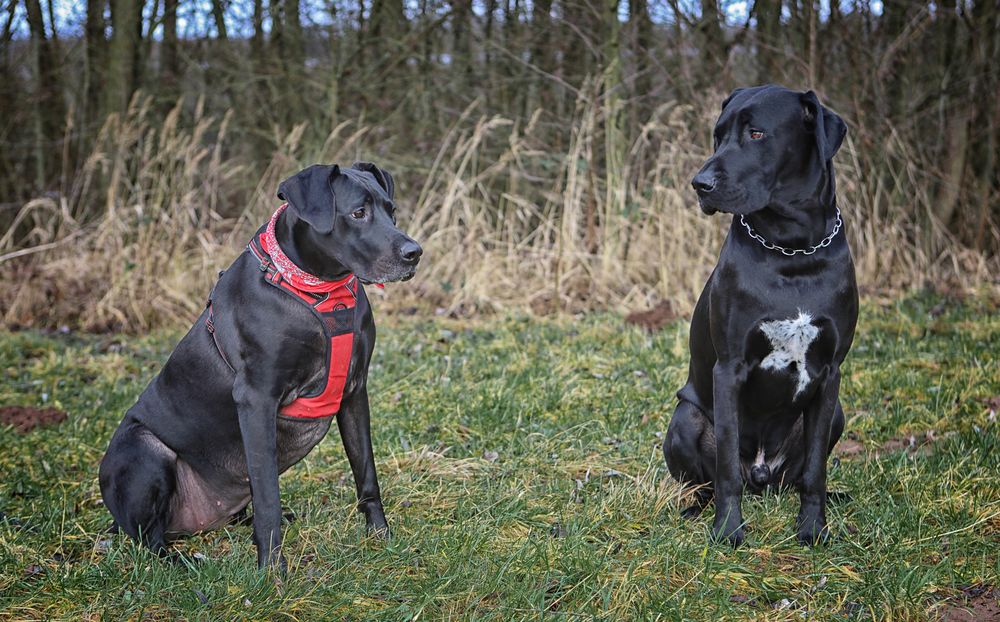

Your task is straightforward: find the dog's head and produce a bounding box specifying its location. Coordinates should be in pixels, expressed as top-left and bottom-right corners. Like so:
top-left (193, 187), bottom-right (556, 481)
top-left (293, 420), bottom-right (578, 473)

top-left (691, 84), bottom-right (847, 216)
top-left (277, 162), bottom-right (422, 283)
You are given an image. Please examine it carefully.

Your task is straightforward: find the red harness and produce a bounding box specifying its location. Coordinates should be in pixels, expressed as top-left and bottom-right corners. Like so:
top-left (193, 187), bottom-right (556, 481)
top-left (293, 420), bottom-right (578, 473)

top-left (207, 205), bottom-right (360, 419)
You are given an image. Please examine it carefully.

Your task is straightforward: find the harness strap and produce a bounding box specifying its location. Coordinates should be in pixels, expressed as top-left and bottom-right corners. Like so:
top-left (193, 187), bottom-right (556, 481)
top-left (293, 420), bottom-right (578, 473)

top-left (205, 269), bottom-right (235, 373)
top-left (205, 303), bottom-right (235, 373)
top-left (204, 227), bottom-right (359, 419)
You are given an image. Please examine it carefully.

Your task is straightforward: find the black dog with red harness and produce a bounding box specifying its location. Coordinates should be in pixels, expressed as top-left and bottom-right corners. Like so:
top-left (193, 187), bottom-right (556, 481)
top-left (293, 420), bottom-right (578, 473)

top-left (99, 162), bottom-right (422, 570)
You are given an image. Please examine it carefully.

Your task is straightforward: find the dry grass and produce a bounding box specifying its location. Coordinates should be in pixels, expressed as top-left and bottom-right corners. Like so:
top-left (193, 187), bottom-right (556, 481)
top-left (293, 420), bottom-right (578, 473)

top-left (1, 88), bottom-right (997, 332)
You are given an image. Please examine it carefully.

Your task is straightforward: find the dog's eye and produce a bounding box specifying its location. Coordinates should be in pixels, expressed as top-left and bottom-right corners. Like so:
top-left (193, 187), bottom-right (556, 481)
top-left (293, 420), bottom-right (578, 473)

top-left (351, 208), bottom-right (366, 220)
top-left (749, 129), bottom-right (765, 140)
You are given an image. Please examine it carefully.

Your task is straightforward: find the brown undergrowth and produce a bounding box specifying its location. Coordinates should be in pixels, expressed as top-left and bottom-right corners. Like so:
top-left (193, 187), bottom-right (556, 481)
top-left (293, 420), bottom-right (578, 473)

top-left (1, 90), bottom-right (997, 333)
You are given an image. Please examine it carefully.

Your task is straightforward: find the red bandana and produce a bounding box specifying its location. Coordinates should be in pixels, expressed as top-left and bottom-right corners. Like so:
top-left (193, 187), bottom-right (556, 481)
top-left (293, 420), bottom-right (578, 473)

top-left (258, 204), bottom-right (356, 293)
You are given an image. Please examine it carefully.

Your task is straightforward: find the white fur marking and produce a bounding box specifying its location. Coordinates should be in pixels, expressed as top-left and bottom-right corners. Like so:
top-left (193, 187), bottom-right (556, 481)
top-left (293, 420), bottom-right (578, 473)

top-left (759, 311), bottom-right (819, 398)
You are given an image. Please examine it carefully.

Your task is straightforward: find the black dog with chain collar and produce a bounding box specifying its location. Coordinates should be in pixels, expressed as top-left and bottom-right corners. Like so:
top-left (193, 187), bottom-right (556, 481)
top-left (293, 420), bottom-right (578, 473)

top-left (663, 85), bottom-right (857, 547)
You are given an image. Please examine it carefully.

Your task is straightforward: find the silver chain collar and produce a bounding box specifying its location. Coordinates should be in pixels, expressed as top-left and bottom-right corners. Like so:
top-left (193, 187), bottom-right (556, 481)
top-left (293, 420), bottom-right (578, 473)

top-left (739, 207), bottom-right (842, 256)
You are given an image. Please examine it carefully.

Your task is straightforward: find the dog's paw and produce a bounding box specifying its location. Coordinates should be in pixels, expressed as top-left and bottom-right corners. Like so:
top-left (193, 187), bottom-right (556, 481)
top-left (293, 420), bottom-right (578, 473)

top-left (366, 521), bottom-right (391, 541)
top-left (680, 490), bottom-right (713, 520)
top-left (711, 518), bottom-right (746, 548)
top-left (795, 513), bottom-right (830, 546)
top-left (680, 504), bottom-right (705, 520)
top-left (257, 551), bottom-right (288, 574)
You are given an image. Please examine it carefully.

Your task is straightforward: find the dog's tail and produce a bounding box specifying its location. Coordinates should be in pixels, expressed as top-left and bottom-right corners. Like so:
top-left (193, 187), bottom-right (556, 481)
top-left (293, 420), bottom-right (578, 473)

top-left (750, 464), bottom-right (771, 487)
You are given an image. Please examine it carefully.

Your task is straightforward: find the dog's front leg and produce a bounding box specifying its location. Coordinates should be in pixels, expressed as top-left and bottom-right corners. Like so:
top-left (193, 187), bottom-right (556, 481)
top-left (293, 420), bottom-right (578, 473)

top-left (797, 367), bottom-right (840, 545)
top-left (233, 378), bottom-right (286, 571)
top-left (338, 386), bottom-right (389, 538)
top-left (712, 361), bottom-right (747, 547)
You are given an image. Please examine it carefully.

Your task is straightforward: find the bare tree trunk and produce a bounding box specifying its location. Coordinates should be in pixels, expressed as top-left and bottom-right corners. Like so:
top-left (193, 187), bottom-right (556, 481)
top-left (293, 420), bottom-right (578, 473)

top-left (24, 0), bottom-right (62, 189)
top-left (756, 0), bottom-right (783, 83)
top-left (211, 0), bottom-right (228, 39)
top-left (252, 0), bottom-right (265, 63)
top-left (285, 0), bottom-right (306, 118)
top-left (286, 0), bottom-right (304, 63)
top-left (878, 0), bottom-right (914, 121)
top-left (484, 0), bottom-right (496, 67)
top-left (368, 0), bottom-right (406, 102)
top-left (80, 0), bottom-right (106, 197)
top-left (106, 0), bottom-right (142, 115)
top-left (528, 0), bottom-right (551, 111)
top-left (451, 0), bottom-right (473, 81)
top-left (270, 0), bottom-right (285, 59)
top-left (969, 0), bottom-right (999, 248)
top-left (44, 0), bottom-right (58, 42)
top-left (804, 0), bottom-right (817, 86)
top-left (628, 0), bottom-right (653, 128)
top-left (697, 0), bottom-right (724, 83)
top-left (2, 2), bottom-right (16, 43)
top-left (162, 0), bottom-right (179, 92)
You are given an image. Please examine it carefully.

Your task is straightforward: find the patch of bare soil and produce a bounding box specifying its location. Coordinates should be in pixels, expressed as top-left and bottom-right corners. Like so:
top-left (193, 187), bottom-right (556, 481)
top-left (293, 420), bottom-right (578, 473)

top-left (835, 433), bottom-right (865, 457)
top-left (938, 586), bottom-right (1000, 622)
top-left (835, 430), bottom-right (954, 459)
top-left (0, 406), bottom-right (68, 433)
top-left (625, 301), bottom-right (677, 332)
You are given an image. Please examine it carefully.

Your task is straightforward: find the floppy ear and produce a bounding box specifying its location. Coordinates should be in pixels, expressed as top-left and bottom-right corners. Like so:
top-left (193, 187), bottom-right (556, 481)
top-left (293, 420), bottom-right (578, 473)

top-left (801, 91), bottom-right (847, 162)
top-left (277, 164), bottom-right (341, 234)
top-left (351, 161), bottom-right (395, 200)
top-left (721, 87), bottom-right (746, 112)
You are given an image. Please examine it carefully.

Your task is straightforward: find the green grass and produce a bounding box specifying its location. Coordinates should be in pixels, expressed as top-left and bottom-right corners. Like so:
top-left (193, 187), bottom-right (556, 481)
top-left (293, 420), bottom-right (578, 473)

top-left (1, 293), bottom-right (998, 621)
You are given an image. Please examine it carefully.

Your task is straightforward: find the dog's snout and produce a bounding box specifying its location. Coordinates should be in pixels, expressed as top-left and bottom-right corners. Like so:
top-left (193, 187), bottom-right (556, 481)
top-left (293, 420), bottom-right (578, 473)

top-left (399, 239), bottom-right (423, 264)
top-left (691, 171), bottom-right (718, 194)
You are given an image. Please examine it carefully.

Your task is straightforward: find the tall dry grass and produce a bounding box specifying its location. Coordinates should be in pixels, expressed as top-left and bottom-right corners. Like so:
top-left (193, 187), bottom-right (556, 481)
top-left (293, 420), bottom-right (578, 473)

top-left (0, 88), bottom-right (996, 332)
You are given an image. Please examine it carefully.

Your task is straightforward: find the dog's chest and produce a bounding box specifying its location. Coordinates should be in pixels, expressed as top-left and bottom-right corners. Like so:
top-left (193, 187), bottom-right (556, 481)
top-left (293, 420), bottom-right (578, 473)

top-left (276, 417), bottom-right (333, 472)
top-left (755, 311), bottom-right (821, 399)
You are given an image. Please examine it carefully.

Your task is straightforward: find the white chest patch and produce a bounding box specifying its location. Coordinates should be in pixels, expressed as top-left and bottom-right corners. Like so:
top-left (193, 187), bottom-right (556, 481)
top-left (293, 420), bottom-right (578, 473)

top-left (759, 312), bottom-right (819, 398)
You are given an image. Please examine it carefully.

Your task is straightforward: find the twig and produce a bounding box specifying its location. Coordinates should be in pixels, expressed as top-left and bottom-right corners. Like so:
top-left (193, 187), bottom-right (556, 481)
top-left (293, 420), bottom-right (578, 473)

top-left (0, 229), bottom-right (84, 264)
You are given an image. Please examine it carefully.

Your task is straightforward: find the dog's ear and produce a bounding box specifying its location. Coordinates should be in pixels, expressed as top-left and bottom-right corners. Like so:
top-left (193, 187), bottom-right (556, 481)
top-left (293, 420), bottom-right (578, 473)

top-left (721, 87), bottom-right (746, 112)
top-left (277, 164), bottom-right (341, 234)
top-left (351, 161), bottom-right (395, 200)
top-left (801, 91), bottom-right (847, 162)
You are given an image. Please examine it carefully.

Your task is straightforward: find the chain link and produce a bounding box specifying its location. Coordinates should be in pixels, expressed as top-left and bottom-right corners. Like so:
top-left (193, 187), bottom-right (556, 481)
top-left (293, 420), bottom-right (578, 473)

top-left (739, 208), bottom-right (842, 256)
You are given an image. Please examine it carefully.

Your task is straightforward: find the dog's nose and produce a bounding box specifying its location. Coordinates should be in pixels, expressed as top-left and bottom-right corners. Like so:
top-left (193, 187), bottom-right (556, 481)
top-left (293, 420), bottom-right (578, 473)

top-left (399, 240), bottom-right (423, 264)
top-left (691, 172), bottom-right (717, 194)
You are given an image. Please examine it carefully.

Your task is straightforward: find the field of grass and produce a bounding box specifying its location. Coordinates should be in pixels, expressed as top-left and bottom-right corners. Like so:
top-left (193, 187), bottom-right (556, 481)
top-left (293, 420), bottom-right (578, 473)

top-left (1, 292), bottom-right (998, 621)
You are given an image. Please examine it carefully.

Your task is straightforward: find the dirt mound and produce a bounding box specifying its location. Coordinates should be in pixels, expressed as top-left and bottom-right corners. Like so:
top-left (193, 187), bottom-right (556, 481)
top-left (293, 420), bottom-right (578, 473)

top-left (625, 301), bottom-right (677, 332)
top-left (0, 406), bottom-right (68, 433)
top-left (938, 586), bottom-right (1000, 621)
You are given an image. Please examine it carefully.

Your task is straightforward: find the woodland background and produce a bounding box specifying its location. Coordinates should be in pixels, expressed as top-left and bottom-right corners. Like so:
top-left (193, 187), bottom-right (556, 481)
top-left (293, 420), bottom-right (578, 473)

top-left (0, 0), bottom-right (998, 330)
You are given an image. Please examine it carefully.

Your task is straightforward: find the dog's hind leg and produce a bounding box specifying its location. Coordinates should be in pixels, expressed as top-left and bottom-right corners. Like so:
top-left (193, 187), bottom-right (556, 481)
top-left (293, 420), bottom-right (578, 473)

top-left (99, 421), bottom-right (178, 556)
top-left (664, 400), bottom-right (716, 518)
top-left (825, 401), bottom-right (851, 504)
top-left (829, 401), bottom-right (845, 452)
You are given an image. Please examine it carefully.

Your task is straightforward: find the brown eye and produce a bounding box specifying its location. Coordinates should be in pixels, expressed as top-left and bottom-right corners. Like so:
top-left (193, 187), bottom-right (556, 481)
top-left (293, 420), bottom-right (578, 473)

top-left (351, 208), bottom-right (366, 219)
top-left (749, 129), bottom-right (764, 140)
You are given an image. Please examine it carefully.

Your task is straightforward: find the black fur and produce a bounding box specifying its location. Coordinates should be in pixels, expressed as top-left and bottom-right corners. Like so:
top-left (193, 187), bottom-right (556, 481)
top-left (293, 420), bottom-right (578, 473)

top-left (99, 162), bottom-right (422, 570)
top-left (664, 85), bottom-right (856, 547)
